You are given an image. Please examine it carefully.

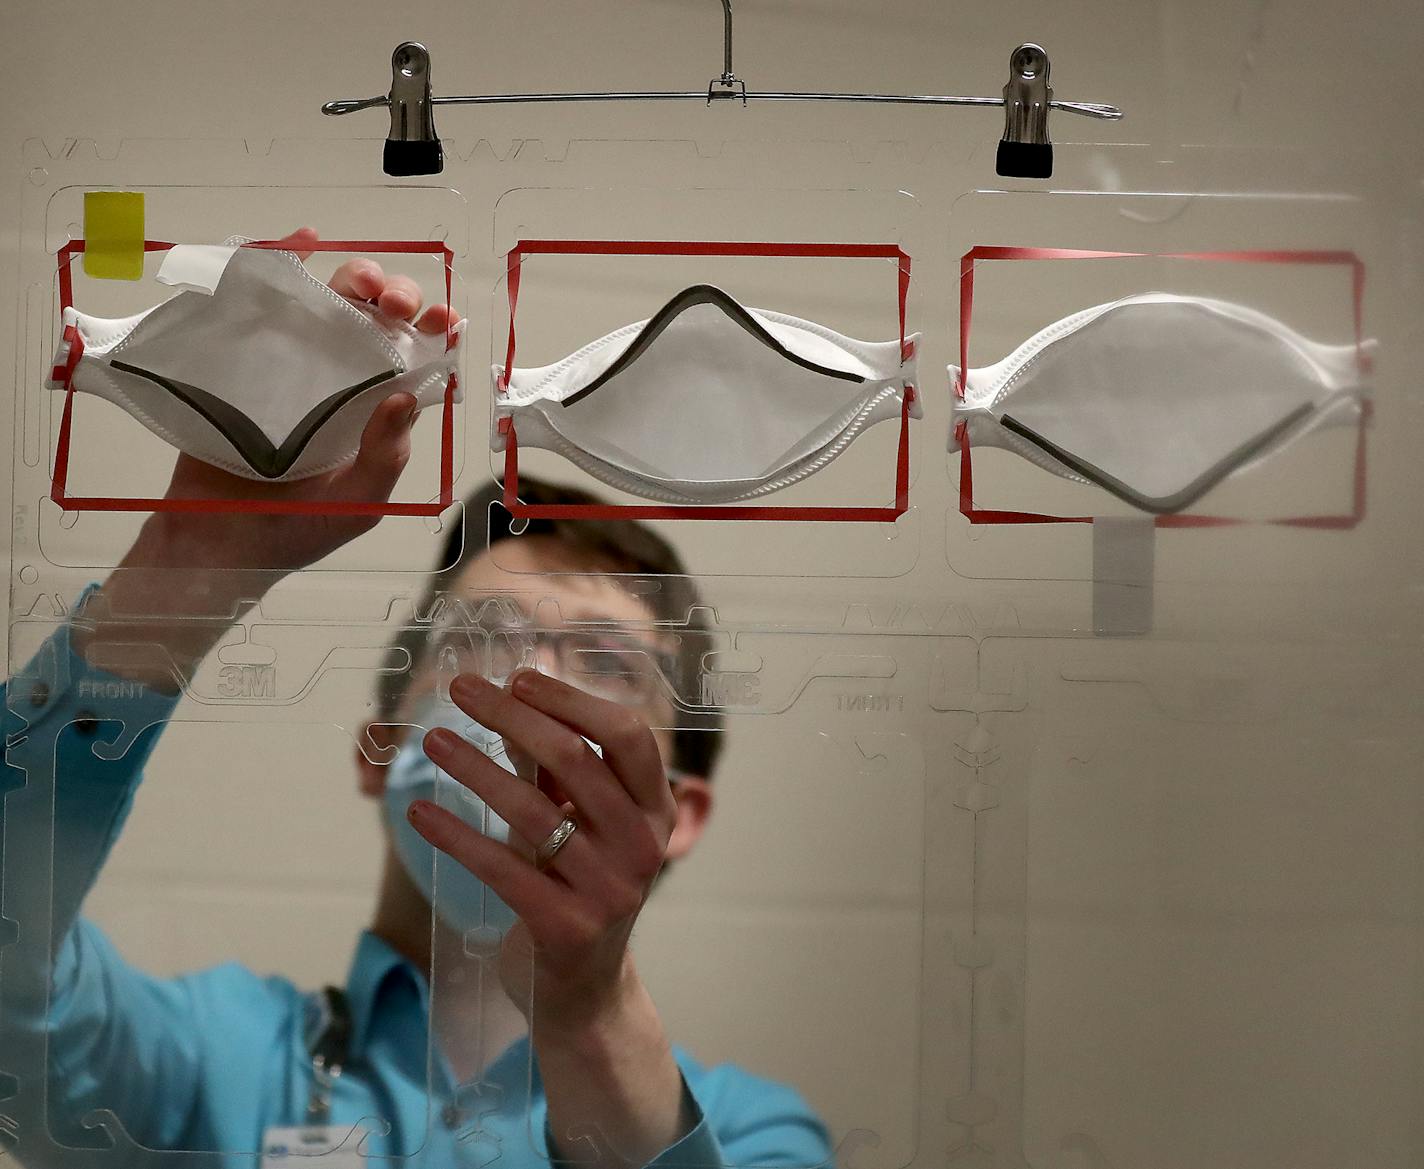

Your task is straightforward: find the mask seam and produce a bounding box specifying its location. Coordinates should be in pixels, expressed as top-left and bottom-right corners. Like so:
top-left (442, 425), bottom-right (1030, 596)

top-left (71, 364), bottom-right (450, 483)
top-left (255, 248), bottom-right (407, 371)
top-left (977, 293), bottom-right (1354, 410)
top-left (114, 241), bottom-right (407, 373)
top-left (511, 382), bottom-right (907, 504)
top-left (506, 308), bottom-right (903, 402)
top-left (248, 367), bottom-right (453, 482)
top-left (980, 303), bottom-right (1113, 409)
top-left (963, 385), bottom-right (1365, 496)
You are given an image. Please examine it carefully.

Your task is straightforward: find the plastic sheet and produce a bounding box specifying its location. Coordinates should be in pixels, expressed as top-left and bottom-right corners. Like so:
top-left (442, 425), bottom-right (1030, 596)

top-left (3, 3), bottom-right (1422, 1167)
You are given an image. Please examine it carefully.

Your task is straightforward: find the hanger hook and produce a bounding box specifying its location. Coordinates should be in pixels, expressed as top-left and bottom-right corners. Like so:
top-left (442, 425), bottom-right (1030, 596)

top-left (721, 0), bottom-right (733, 81)
top-left (708, 0), bottom-right (747, 103)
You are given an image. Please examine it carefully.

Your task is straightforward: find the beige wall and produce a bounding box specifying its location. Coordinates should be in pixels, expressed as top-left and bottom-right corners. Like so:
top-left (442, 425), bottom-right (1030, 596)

top-left (3, 1), bottom-right (1423, 1167)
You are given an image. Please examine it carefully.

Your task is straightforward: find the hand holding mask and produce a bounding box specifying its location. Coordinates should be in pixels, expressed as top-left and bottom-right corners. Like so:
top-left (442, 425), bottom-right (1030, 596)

top-left (66, 230), bottom-right (463, 580)
top-left (51, 233), bottom-right (462, 483)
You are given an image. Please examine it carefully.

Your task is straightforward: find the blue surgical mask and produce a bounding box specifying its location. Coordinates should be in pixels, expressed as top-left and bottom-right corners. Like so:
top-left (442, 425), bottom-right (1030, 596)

top-left (382, 692), bottom-right (519, 941)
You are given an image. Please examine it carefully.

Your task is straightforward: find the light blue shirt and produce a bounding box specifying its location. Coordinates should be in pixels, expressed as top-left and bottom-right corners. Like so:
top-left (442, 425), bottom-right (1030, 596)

top-left (2, 617), bottom-right (833, 1168)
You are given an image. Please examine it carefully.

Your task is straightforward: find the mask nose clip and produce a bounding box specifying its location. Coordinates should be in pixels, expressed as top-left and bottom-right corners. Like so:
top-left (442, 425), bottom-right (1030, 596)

top-left (384, 41), bottom-right (444, 177)
top-left (997, 42), bottom-right (1053, 179)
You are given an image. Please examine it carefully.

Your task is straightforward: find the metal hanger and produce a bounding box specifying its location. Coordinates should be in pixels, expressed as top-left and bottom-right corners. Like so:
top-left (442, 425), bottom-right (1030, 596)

top-left (321, 2), bottom-right (1122, 178)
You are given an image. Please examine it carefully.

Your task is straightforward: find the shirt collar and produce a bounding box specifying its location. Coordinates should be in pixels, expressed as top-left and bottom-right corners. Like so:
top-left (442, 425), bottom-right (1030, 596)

top-left (342, 929), bottom-right (428, 1060)
top-left (339, 928), bottom-right (538, 1096)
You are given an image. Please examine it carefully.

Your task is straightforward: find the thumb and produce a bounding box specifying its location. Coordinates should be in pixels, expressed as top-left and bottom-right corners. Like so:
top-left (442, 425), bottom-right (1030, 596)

top-left (338, 391), bottom-right (417, 501)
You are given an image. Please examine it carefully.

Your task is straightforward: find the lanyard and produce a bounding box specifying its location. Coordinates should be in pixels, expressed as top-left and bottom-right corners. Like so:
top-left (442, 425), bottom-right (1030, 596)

top-left (303, 985), bottom-right (353, 1125)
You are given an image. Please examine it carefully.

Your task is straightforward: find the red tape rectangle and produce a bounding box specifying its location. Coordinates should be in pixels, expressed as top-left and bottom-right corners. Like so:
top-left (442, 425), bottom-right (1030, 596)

top-left (50, 238), bottom-right (458, 518)
top-left (954, 246), bottom-right (1369, 529)
top-left (498, 239), bottom-right (914, 523)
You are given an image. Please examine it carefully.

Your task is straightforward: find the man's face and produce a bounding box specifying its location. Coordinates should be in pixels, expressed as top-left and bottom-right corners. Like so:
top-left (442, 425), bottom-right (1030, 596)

top-left (358, 532), bottom-right (713, 874)
top-left (389, 535), bottom-right (681, 771)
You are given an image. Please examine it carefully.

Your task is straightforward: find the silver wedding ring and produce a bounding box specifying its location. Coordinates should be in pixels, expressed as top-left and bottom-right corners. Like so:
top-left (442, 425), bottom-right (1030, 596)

top-left (534, 816), bottom-right (579, 870)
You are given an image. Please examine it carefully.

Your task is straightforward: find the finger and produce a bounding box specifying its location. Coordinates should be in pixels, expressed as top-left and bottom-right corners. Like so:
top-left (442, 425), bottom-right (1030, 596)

top-left (501, 738), bottom-right (575, 815)
top-left (503, 735), bottom-right (539, 786)
top-left (406, 799), bottom-right (581, 936)
top-left (425, 727), bottom-right (564, 848)
top-left (164, 451), bottom-right (209, 493)
top-left (377, 274), bottom-right (424, 322)
top-left (509, 669), bottom-right (672, 817)
top-left (423, 728), bottom-right (603, 887)
top-left (329, 257), bottom-right (385, 301)
top-left (415, 303), bottom-right (460, 336)
top-left (273, 226), bottom-right (319, 261)
top-left (448, 674), bottom-right (644, 839)
top-left (335, 391), bottom-right (416, 501)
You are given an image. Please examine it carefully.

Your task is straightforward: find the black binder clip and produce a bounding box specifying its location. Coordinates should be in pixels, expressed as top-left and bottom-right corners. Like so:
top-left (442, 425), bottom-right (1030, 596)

top-left (997, 43), bottom-right (1053, 179)
top-left (384, 42), bottom-right (443, 177)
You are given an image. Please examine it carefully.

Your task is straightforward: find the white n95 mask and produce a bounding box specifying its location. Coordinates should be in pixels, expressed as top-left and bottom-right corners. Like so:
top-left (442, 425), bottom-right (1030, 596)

top-left (48, 240), bottom-right (463, 481)
top-left (493, 284), bottom-right (920, 504)
top-left (949, 293), bottom-right (1372, 515)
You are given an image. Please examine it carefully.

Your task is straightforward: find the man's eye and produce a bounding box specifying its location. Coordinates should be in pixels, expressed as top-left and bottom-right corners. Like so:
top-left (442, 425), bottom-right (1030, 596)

top-left (569, 640), bottom-right (662, 679)
top-left (574, 649), bottom-right (639, 677)
top-left (489, 630), bottom-right (537, 676)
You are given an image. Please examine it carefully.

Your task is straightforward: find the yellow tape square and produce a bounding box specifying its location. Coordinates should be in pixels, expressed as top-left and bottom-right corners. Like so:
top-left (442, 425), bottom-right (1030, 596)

top-left (83, 191), bottom-right (145, 280)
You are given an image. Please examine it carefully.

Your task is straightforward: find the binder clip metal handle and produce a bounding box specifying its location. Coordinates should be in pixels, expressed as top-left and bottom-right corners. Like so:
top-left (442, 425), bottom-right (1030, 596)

top-left (385, 41), bottom-right (444, 176)
top-left (997, 43), bottom-right (1053, 179)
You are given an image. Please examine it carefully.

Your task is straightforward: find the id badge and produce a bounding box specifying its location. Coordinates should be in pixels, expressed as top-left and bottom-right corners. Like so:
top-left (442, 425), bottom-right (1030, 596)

top-left (261, 1125), bottom-right (366, 1167)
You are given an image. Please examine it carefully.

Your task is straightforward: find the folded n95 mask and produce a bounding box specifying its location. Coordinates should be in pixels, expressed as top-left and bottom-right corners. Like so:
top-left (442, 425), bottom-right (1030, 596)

top-left (949, 293), bottom-right (1372, 514)
top-left (493, 284), bottom-right (920, 504)
top-left (48, 240), bottom-right (462, 481)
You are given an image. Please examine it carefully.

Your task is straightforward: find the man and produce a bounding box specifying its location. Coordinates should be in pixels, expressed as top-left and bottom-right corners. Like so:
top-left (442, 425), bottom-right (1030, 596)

top-left (1, 236), bottom-right (831, 1168)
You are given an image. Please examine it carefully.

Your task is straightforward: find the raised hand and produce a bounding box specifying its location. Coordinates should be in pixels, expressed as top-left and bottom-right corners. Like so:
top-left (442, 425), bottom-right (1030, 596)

top-left (406, 668), bottom-right (695, 1166)
top-left (408, 668), bottom-right (675, 1026)
top-left (150, 226), bottom-right (461, 573)
top-left (73, 228), bottom-right (461, 685)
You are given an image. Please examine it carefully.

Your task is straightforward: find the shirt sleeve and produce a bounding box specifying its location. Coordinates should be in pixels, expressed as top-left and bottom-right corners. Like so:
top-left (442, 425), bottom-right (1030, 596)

top-left (681, 1068), bottom-right (834, 1169)
top-left (3, 597), bottom-right (200, 1149)
top-left (544, 1068), bottom-right (835, 1169)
